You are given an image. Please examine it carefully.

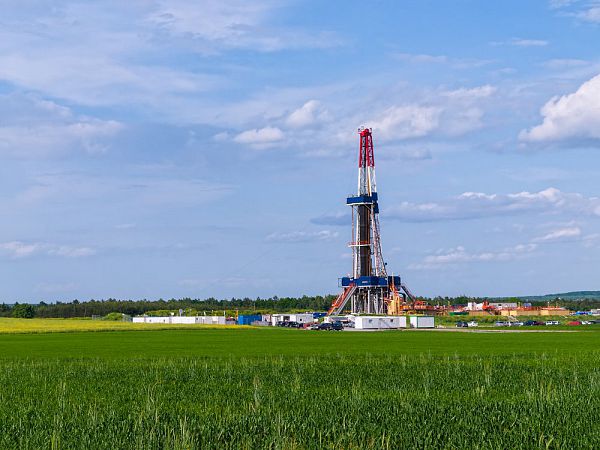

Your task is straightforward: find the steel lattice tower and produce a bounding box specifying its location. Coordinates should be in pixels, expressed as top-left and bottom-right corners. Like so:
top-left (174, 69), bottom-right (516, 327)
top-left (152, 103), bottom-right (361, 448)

top-left (328, 128), bottom-right (414, 315)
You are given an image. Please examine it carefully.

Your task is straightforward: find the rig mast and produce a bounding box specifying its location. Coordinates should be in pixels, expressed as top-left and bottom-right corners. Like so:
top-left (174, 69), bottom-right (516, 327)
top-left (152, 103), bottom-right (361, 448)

top-left (328, 128), bottom-right (414, 315)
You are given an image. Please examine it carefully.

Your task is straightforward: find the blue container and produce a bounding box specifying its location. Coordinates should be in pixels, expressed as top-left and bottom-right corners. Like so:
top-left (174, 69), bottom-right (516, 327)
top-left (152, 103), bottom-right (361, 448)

top-left (237, 315), bottom-right (262, 325)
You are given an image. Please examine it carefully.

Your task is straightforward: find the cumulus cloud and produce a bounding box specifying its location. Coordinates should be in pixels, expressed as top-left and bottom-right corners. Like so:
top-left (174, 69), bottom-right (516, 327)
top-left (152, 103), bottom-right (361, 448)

top-left (386, 188), bottom-right (600, 222)
top-left (366, 105), bottom-right (442, 141)
top-left (409, 244), bottom-right (538, 270)
top-left (285, 100), bottom-right (327, 128)
top-left (520, 74), bottom-right (600, 143)
top-left (363, 84), bottom-right (495, 142)
top-left (314, 188), bottom-right (600, 225)
top-left (233, 126), bottom-right (285, 146)
top-left (265, 230), bottom-right (339, 243)
top-left (0, 241), bottom-right (96, 259)
top-left (576, 5), bottom-right (600, 22)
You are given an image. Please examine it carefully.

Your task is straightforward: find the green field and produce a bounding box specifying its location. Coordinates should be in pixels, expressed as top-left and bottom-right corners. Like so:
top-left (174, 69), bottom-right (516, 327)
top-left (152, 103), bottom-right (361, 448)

top-left (0, 325), bottom-right (599, 449)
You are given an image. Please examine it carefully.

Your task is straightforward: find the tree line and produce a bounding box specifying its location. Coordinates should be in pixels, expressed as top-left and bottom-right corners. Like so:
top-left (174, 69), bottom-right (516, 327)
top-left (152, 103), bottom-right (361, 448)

top-left (0, 295), bottom-right (337, 319)
top-left (1, 295), bottom-right (598, 319)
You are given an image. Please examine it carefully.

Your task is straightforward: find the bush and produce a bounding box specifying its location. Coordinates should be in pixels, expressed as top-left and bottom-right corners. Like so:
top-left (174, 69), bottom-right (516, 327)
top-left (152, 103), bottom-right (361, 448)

top-left (103, 312), bottom-right (126, 321)
top-left (12, 304), bottom-right (35, 319)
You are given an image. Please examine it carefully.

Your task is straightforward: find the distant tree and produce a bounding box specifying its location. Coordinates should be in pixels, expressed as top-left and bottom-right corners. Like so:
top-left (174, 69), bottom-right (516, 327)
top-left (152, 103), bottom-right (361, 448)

top-left (12, 303), bottom-right (35, 319)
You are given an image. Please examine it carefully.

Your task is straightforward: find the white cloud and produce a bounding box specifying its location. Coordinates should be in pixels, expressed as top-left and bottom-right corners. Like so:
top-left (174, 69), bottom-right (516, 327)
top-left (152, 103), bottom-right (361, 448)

top-left (520, 74), bottom-right (600, 143)
top-left (533, 226), bottom-right (582, 242)
top-left (311, 211), bottom-right (348, 226)
top-left (511, 38), bottom-right (549, 47)
top-left (148, 0), bottom-right (275, 45)
top-left (0, 94), bottom-right (122, 157)
top-left (0, 241), bottom-right (96, 259)
top-left (394, 53), bottom-right (448, 64)
top-left (550, 1), bottom-right (600, 23)
top-left (147, 0), bottom-right (340, 52)
top-left (549, 0), bottom-right (577, 8)
top-left (442, 85), bottom-right (496, 99)
top-left (8, 172), bottom-right (234, 215)
top-left (361, 84), bottom-right (495, 142)
top-left (576, 6), bottom-right (600, 22)
top-left (409, 244), bottom-right (538, 270)
top-left (265, 230), bottom-right (339, 243)
top-left (233, 126), bottom-right (285, 146)
top-left (386, 188), bottom-right (600, 222)
top-left (392, 53), bottom-right (491, 69)
top-left (285, 100), bottom-right (327, 128)
top-left (213, 131), bottom-right (230, 142)
top-left (490, 38), bottom-right (547, 46)
top-left (398, 147), bottom-right (433, 161)
top-left (542, 59), bottom-right (588, 69)
top-left (115, 223), bottom-right (136, 230)
top-left (366, 105), bottom-right (442, 141)
top-left (0, 1), bottom-right (338, 119)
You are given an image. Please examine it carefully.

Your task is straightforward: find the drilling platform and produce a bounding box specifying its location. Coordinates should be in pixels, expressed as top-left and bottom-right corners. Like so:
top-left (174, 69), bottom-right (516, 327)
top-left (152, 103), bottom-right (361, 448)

top-left (328, 128), bottom-right (415, 315)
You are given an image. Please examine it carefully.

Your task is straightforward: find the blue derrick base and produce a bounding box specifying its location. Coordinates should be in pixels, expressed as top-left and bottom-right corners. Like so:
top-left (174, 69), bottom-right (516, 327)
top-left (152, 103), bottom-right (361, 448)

top-left (346, 192), bottom-right (378, 204)
top-left (347, 193), bottom-right (379, 213)
top-left (340, 275), bottom-right (401, 288)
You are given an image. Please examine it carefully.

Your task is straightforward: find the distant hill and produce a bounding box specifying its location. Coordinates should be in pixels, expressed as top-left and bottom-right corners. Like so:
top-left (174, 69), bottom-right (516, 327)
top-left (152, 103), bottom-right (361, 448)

top-left (497, 291), bottom-right (600, 302)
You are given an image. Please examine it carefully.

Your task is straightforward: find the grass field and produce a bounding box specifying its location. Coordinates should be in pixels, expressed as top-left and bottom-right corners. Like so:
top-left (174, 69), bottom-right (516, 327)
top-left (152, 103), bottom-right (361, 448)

top-left (0, 317), bottom-right (237, 334)
top-left (0, 322), bottom-right (598, 449)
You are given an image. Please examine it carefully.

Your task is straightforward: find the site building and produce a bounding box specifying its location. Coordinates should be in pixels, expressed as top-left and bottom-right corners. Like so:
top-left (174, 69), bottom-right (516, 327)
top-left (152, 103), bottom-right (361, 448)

top-left (132, 316), bottom-right (227, 325)
top-left (354, 316), bottom-right (407, 329)
top-left (271, 313), bottom-right (314, 326)
top-left (409, 316), bottom-right (435, 328)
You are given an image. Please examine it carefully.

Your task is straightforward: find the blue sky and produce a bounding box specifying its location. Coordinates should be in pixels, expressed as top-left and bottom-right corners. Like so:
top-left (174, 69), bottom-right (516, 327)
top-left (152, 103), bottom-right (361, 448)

top-left (2, 0), bottom-right (600, 302)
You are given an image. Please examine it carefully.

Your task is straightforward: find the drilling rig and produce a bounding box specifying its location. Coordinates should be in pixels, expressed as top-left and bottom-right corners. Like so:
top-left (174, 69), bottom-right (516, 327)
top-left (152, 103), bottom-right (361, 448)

top-left (328, 128), bottom-right (415, 315)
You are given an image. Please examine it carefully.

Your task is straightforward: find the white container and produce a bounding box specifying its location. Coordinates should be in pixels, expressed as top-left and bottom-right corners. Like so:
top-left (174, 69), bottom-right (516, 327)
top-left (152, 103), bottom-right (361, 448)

top-left (354, 316), bottom-right (407, 329)
top-left (409, 316), bottom-right (435, 328)
top-left (271, 313), bottom-right (314, 325)
top-left (132, 315), bottom-right (226, 325)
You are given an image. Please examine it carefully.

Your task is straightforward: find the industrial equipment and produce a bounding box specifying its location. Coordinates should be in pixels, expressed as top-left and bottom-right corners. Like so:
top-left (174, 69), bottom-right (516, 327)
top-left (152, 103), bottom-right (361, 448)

top-left (328, 128), bottom-right (414, 315)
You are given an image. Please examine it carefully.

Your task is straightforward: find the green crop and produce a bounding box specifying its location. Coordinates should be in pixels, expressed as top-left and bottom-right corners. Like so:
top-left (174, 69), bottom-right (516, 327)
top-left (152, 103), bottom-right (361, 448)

top-left (0, 328), bottom-right (598, 449)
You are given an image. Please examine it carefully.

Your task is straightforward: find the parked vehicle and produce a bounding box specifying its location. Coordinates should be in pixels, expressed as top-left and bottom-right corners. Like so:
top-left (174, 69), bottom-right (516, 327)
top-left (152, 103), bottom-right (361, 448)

top-left (456, 321), bottom-right (469, 328)
top-left (545, 321), bottom-right (560, 325)
top-left (309, 323), bottom-right (320, 330)
top-left (495, 321), bottom-right (509, 327)
top-left (524, 320), bottom-right (545, 326)
top-left (331, 321), bottom-right (343, 331)
top-left (509, 321), bottom-right (524, 326)
top-left (567, 321), bottom-right (582, 326)
top-left (467, 321), bottom-right (478, 327)
top-left (318, 321), bottom-right (343, 331)
top-left (581, 321), bottom-right (592, 325)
